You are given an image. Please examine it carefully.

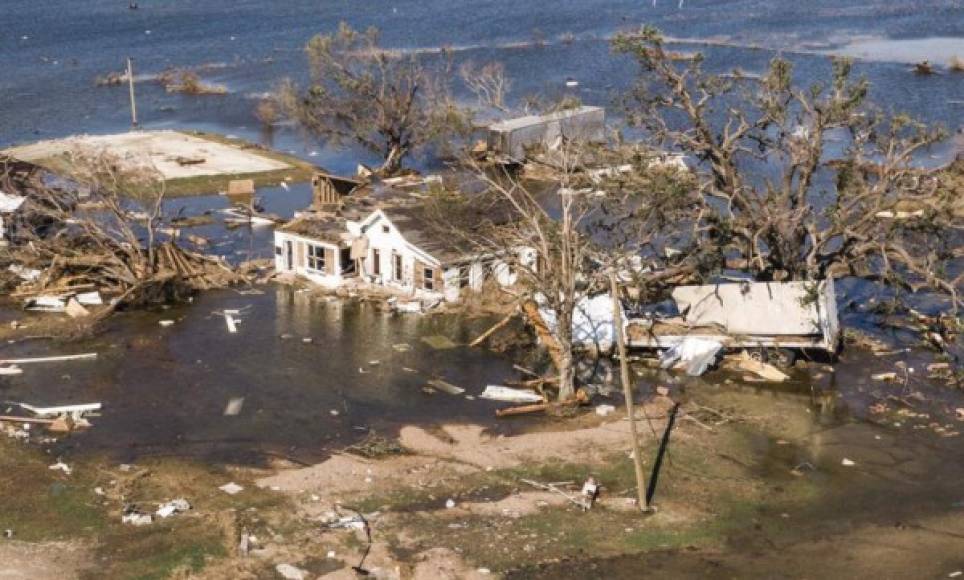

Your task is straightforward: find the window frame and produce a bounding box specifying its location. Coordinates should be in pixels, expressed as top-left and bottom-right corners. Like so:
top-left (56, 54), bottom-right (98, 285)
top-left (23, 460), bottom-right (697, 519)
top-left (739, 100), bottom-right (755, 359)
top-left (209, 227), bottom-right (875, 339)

top-left (393, 253), bottom-right (403, 282)
top-left (423, 267), bottom-right (435, 291)
top-left (307, 243), bottom-right (327, 274)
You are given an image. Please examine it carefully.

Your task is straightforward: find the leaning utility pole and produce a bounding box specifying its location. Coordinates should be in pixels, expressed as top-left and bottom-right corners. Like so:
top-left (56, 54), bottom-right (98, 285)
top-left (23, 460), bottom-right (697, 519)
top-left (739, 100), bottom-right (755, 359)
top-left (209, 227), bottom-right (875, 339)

top-left (609, 272), bottom-right (648, 511)
top-left (127, 57), bottom-right (139, 128)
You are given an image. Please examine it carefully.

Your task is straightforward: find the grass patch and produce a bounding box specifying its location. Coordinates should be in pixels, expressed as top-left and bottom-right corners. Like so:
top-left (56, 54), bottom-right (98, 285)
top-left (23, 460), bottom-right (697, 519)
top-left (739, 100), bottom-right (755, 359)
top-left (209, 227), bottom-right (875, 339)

top-left (89, 519), bottom-right (227, 580)
top-left (0, 439), bottom-right (302, 579)
top-left (0, 442), bottom-right (106, 542)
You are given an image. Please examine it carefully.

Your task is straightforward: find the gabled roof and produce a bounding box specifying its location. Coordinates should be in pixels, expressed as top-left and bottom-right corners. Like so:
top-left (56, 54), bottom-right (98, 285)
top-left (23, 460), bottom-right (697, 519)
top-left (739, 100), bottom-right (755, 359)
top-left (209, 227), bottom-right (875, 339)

top-left (372, 204), bottom-right (480, 265)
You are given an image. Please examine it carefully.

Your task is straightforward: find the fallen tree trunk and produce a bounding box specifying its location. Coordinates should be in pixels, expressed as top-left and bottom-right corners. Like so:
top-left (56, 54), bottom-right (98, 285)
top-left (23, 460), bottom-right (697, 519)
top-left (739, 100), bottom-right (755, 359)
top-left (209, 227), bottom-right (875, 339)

top-left (521, 300), bottom-right (564, 370)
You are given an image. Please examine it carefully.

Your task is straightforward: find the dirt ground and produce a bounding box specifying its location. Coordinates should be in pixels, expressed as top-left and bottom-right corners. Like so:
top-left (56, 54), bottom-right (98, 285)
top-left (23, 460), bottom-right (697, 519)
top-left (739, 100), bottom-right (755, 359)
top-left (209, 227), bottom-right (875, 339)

top-left (0, 541), bottom-right (92, 580)
top-left (3, 130), bottom-right (289, 180)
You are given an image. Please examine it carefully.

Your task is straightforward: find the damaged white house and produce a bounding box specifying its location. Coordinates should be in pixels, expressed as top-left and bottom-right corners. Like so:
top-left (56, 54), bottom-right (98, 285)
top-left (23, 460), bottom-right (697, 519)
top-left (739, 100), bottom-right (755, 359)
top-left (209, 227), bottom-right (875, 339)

top-left (273, 176), bottom-right (534, 302)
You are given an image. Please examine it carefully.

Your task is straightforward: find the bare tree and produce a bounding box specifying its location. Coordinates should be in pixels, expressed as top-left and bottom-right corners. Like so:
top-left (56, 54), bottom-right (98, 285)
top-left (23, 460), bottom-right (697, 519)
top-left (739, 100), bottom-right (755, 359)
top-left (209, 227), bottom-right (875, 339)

top-left (613, 27), bottom-right (963, 310)
top-left (427, 141), bottom-right (695, 400)
top-left (278, 23), bottom-right (471, 176)
top-left (459, 61), bottom-right (511, 112)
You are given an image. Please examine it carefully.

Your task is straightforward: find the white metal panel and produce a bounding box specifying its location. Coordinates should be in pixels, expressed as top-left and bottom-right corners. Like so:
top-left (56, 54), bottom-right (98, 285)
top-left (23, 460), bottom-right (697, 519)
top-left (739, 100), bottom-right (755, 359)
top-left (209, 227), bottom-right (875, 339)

top-left (672, 281), bottom-right (826, 336)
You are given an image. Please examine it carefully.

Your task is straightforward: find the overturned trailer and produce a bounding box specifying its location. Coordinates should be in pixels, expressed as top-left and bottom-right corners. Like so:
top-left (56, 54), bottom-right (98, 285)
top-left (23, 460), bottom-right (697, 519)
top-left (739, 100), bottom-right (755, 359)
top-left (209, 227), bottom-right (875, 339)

top-left (625, 280), bottom-right (840, 364)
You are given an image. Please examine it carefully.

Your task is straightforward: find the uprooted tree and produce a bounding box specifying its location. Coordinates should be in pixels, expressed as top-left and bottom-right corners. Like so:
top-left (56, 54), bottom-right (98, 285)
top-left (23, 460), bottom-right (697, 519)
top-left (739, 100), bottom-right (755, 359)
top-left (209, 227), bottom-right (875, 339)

top-left (613, 27), bottom-right (963, 312)
top-left (278, 23), bottom-right (472, 176)
top-left (1, 151), bottom-right (246, 310)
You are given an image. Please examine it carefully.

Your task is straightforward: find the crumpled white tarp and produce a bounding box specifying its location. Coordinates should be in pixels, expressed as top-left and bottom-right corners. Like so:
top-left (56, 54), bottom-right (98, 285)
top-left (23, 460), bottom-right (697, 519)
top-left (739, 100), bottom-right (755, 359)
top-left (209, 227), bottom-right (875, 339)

top-left (660, 337), bottom-right (724, 376)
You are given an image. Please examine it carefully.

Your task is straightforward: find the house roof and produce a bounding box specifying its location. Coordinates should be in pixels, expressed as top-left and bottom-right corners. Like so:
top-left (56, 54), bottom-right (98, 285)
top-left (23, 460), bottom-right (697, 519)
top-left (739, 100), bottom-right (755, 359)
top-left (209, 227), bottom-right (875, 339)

top-left (378, 204), bottom-right (476, 264)
top-left (277, 214), bottom-right (351, 245)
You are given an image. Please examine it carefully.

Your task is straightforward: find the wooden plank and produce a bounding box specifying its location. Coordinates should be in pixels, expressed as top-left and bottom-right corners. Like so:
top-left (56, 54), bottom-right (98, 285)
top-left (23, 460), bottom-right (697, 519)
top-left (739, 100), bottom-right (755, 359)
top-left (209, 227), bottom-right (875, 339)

top-left (0, 353), bottom-right (97, 364)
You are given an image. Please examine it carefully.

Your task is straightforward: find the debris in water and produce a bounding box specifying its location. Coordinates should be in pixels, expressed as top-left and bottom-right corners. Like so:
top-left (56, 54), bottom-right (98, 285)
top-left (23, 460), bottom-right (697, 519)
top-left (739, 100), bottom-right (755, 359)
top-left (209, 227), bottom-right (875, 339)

top-left (0, 353), bottom-right (98, 365)
top-left (729, 351), bottom-right (789, 382)
top-left (224, 310), bottom-right (239, 333)
top-left (224, 397), bottom-right (244, 416)
top-left (427, 379), bottom-right (465, 395)
top-left (421, 335), bottom-right (458, 349)
top-left (841, 458), bottom-right (856, 467)
top-left (480, 385), bottom-right (543, 403)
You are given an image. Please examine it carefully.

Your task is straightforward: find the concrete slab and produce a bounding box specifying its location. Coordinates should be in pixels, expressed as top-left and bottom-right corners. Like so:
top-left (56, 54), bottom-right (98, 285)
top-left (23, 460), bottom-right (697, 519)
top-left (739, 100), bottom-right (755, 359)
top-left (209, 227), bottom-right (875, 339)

top-left (4, 130), bottom-right (290, 180)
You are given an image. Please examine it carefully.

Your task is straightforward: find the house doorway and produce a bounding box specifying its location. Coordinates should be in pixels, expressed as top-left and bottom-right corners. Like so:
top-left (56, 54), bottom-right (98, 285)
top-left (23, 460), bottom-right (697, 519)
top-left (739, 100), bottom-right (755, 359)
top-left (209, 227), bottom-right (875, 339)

top-left (340, 247), bottom-right (356, 276)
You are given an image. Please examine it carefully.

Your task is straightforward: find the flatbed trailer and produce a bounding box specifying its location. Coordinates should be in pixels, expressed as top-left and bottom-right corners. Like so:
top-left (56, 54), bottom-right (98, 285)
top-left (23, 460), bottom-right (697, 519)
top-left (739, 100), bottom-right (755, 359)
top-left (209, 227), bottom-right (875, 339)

top-left (625, 279), bottom-right (840, 363)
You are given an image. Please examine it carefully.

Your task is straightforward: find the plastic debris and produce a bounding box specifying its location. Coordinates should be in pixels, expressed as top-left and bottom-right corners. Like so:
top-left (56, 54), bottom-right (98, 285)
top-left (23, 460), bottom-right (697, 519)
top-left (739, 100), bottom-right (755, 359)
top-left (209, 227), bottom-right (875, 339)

top-left (480, 385), bottom-right (543, 403)
top-left (156, 498), bottom-right (191, 518)
top-left (48, 461), bottom-right (72, 475)
top-left (660, 337), bottom-right (724, 376)
top-left (841, 458), bottom-right (856, 467)
top-left (595, 404), bottom-right (616, 417)
top-left (224, 397), bottom-right (244, 416)
top-left (122, 511), bottom-right (153, 526)
top-left (445, 499), bottom-right (456, 509)
top-left (219, 482), bottom-right (244, 495)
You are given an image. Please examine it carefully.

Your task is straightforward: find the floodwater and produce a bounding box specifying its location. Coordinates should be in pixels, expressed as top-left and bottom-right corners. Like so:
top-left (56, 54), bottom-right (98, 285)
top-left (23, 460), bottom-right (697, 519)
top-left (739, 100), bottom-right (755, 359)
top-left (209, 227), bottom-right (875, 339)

top-left (2, 0), bottom-right (962, 172)
top-left (0, 286), bottom-right (525, 464)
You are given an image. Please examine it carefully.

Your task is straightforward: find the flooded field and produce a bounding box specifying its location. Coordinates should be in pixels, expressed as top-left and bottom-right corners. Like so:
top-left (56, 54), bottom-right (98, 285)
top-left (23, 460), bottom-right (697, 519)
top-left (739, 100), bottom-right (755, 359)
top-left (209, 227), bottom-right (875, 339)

top-left (1, 0), bottom-right (961, 577)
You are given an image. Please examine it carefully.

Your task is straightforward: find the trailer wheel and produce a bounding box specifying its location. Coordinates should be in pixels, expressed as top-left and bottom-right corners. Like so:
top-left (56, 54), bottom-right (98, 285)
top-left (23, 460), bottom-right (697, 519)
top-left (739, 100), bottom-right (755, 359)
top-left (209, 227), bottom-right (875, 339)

top-left (768, 348), bottom-right (797, 370)
top-left (748, 349), bottom-right (767, 363)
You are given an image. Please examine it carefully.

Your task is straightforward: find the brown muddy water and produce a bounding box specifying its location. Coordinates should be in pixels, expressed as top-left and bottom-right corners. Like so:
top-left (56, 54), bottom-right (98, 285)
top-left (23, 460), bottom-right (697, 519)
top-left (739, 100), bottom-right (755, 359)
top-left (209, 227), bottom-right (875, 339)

top-left (0, 286), bottom-right (528, 465)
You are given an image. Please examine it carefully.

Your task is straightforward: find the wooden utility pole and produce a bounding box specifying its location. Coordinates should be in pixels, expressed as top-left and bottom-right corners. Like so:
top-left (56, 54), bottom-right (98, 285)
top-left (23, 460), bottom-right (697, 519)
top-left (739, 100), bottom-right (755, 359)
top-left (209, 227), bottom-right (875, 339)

top-left (127, 57), bottom-right (139, 128)
top-left (609, 272), bottom-right (648, 511)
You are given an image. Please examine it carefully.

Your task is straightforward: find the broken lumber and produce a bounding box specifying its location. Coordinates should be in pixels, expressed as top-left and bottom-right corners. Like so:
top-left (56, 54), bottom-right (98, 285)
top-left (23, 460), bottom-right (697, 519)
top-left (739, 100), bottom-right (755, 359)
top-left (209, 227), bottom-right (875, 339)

top-left (495, 402), bottom-right (550, 417)
top-left (0, 353), bottom-right (97, 365)
top-left (469, 311), bottom-right (516, 347)
top-left (727, 351), bottom-right (789, 382)
top-left (520, 478), bottom-right (590, 509)
top-left (11, 402), bottom-right (102, 417)
top-left (426, 379), bottom-right (465, 395)
top-left (0, 416), bottom-right (56, 425)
